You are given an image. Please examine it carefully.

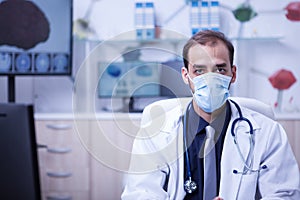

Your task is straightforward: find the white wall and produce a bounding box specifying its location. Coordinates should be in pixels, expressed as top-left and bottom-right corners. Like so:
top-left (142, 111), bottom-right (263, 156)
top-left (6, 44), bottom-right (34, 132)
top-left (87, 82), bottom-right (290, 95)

top-left (73, 0), bottom-right (300, 113)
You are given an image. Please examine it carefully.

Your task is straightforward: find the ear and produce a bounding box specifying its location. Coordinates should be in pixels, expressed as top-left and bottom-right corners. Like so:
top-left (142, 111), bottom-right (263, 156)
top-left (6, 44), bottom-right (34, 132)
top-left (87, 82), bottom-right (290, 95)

top-left (181, 67), bottom-right (189, 84)
top-left (231, 65), bottom-right (237, 83)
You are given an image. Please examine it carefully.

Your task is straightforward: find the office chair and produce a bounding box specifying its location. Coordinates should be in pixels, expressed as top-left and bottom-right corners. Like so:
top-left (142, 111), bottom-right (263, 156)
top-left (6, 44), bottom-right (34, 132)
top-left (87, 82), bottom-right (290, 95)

top-left (140, 97), bottom-right (274, 127)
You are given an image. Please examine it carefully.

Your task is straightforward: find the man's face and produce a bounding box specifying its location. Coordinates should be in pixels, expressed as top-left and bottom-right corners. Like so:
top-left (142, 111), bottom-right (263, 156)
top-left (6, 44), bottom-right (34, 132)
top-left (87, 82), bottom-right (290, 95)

top-left (181, 40), bottom-right (236, 92)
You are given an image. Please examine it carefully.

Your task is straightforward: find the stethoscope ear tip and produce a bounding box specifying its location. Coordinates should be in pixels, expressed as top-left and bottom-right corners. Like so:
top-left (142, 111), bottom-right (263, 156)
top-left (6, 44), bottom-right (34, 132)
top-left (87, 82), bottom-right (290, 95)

top-left (232, 169), bottom-right (238, 174)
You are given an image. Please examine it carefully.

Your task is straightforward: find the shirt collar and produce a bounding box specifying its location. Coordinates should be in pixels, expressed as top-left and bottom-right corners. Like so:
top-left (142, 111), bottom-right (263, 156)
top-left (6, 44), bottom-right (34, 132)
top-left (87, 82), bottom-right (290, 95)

top-left (210, 102), bottom-right (229, 135)
top-left (187, 101), bottom-right (230, 140)
top-left (186, 104), bottom-right (208, 145)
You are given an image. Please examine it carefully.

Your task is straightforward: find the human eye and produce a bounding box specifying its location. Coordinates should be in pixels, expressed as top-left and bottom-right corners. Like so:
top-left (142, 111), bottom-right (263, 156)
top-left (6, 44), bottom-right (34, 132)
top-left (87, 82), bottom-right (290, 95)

top-left (193, 65), bottom-right (206, 75)
top-left (195, 69), bottom-right (205, 75)
top-left (215, 64), bottom-right (228, 74)
top-left (216, 67), bottom-right (227, 74)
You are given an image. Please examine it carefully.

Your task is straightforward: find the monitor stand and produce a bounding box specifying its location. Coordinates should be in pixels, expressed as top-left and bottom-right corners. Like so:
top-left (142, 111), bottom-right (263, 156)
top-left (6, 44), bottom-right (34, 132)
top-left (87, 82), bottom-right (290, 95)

top-left (128, 97), bottom-right (143, 113)
top-left (102, 97), bottom-right (143, 113)
top-left (8, 75), bottom-right (16, 102)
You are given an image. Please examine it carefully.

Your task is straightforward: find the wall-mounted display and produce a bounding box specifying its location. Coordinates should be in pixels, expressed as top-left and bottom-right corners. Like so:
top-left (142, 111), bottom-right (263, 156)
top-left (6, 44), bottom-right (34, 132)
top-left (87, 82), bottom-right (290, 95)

top-left (0, 0), bottom-right (72, 75)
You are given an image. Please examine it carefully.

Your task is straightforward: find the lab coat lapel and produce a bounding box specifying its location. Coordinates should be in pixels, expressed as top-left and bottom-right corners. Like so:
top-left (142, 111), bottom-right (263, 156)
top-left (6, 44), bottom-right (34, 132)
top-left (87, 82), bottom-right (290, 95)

top-left (172, 119), bottom-right (186, 199)
top-left (219, 102), bottom-right (260, 199)
top-left (160, 114), bottom-right (186, 199)
top-left (219, 119), bottom-right (245, 199)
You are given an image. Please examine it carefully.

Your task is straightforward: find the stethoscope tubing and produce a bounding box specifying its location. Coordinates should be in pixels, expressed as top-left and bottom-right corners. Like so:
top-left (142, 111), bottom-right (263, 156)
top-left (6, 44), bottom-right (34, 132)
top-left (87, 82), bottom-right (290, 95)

top-left (183, 102), bottom-right (193, 178)
top-left (183, 100), bottom-right (267, 194)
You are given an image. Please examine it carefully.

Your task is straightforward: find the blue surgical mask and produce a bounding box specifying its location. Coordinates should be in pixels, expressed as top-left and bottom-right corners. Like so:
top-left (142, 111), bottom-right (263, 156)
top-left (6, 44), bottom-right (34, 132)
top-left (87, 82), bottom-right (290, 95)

top-left (188, 72), bottom-right (232, 113)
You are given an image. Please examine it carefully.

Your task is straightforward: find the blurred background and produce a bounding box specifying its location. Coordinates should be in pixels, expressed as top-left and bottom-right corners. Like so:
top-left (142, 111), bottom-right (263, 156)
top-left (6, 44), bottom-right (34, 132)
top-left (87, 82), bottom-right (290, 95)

top-left (0, 0), bottom-right (300, 114)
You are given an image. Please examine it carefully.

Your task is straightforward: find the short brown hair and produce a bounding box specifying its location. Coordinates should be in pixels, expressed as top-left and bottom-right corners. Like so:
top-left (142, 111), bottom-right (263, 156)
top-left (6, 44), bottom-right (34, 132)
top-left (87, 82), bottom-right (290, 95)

top-left (182, 30), bottom-right (234, 69)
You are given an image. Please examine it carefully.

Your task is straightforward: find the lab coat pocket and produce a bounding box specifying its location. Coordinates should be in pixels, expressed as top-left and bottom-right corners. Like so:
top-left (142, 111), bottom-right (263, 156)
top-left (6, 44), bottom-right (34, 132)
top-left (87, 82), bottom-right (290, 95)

top-left (238, 172), bottom-right (259, 200)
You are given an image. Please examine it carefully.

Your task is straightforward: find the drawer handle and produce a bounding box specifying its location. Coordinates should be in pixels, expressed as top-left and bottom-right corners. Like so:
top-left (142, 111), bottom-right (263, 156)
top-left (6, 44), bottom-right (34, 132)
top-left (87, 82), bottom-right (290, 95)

top-left (46, 171), bottom-right (72, 178)
top-left (46, 124), bottom-right (72, 130)
top-left (37, 143), bottom-right (48, 149)
top-left (46, 195), bottom-right (72, 200)
top-left (47, 147), bottom-right (72, 154)
top-left (37, 144), bottom-right (71, 154)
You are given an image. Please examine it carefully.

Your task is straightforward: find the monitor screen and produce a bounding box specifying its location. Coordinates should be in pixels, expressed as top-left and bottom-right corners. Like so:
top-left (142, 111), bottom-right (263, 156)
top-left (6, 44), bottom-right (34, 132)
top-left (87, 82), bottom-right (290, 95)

top-left (98, 61), bottom-right (161, 98)
top-left (160, 59), bottom-right (192, 98)
top-left (0, 0), bottom-right (72, 75)
top-left (0, 103), bottom-right (41, 200)
top-left (97, 59), bottom-right (192, 99)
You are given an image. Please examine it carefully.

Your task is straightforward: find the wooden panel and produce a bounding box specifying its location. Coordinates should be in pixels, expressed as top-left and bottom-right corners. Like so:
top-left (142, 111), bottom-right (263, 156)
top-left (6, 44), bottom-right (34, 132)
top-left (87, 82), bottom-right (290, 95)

top-left (35, 120), bottom-right (90, 200)
top-left (39, 167), bottom-right (89, 192)
top-left (42, 191), bottom-right (89, 200)
top-left (89, 119), bottom-right (140, 200)
top-left (278, 120), bottom-right (300, 168)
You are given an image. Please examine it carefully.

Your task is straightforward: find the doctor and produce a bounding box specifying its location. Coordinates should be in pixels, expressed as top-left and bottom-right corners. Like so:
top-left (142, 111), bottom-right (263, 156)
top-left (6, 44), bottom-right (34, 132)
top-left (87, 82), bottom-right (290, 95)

top-left (121, 30), bottom-right (300, 199)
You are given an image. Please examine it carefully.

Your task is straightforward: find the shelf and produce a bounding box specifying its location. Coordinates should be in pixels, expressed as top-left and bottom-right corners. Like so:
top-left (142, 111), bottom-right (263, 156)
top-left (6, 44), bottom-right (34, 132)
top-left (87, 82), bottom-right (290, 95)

top-left (74, 37), bottom-right (188, 46)
top-left (230, 36), bottom-right (284, 41)
top-left (75, 36), bottom-right (284, 47)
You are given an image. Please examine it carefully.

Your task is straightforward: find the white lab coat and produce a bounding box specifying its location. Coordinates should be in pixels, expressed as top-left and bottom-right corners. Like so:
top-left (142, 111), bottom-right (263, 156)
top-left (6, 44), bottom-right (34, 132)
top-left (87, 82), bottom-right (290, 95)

top-left (121, 99), bottom-right (300, 200)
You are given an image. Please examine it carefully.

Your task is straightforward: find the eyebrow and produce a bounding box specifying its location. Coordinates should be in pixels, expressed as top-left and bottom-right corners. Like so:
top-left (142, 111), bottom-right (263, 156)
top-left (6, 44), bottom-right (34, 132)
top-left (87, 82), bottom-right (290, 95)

top-left (192, 63), bottom-right (227, 69)
top-left (192, 64), bottom-right (206, 69)
top-left (216, 63), bottom-right (227, 68)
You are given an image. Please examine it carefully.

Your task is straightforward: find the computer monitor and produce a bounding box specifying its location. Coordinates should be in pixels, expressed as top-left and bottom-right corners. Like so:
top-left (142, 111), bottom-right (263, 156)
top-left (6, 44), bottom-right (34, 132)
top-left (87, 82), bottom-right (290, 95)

top-left (0, 0), bottom-right (73, 75)
top-left (97, 59), bottom-right (191, 112)
top-left (0, 104), bottom-right (41, 200)
top-left (98, 59), bottom-right (191, 98)
top-left (98, 61), bottom-right (161, 98)
top-left (160, 59), bottom-right (192, 98)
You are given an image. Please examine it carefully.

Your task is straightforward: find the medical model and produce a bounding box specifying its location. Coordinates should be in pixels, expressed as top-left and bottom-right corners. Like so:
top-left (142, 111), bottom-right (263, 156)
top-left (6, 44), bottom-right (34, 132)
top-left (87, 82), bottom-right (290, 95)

top-left (121, 30), bottom-right (300, 200)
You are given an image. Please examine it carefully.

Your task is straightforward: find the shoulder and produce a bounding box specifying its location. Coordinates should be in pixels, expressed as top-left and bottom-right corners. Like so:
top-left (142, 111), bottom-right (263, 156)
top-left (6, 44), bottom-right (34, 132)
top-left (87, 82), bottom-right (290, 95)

top-left (228, 97), bottom-right (275, 120)
top-left (232, 101), bottom-right (276, 125)
top-left (228, 98), bottom-right (280, 135)
top-left (141, 98), bottom-right (192, 127)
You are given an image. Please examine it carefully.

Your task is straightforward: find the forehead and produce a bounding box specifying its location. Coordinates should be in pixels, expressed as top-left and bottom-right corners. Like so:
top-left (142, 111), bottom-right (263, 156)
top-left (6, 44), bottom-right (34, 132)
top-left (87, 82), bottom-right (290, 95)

top-left (188, 40), bottom-right (230, 63)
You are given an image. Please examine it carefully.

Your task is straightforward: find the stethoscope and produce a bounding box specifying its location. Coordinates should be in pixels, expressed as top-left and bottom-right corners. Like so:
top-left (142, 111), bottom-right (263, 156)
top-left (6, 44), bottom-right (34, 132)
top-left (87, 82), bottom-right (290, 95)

top-left (183, 100), bottom-right (267, 194)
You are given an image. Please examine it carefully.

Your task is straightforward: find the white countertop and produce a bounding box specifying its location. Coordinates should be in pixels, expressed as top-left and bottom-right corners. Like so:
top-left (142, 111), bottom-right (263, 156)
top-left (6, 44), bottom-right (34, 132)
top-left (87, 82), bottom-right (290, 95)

top-left (34, 112), bottom-right (143, 120)
top-left (34, 111), bottom-right (300, 121)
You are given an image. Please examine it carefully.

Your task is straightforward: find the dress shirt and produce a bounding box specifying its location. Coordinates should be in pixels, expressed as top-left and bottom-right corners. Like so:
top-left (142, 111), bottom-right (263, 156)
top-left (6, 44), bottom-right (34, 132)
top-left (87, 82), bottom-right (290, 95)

top-left (184, 101), bottom-right (231, 200)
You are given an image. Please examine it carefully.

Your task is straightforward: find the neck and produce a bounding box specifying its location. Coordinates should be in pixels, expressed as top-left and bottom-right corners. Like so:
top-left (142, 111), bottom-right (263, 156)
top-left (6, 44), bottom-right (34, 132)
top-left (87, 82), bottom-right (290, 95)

top-left (192, 100), bottom-right (227, 123)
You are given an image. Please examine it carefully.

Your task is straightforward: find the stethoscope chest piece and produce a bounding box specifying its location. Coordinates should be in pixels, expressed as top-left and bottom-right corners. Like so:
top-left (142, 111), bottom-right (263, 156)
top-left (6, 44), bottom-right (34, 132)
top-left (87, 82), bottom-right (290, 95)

top-left (184, 177), bottom-right (197, 194)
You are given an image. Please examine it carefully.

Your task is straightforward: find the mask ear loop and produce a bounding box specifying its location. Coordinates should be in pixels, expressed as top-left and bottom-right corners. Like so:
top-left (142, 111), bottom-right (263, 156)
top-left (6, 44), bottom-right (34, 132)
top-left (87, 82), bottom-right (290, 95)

top-left (183, 70), bottom-right (196, 97)
top-left (183, 67), bottom-right (192, 85)
top-left (181, 67), bottom-right (190, 85)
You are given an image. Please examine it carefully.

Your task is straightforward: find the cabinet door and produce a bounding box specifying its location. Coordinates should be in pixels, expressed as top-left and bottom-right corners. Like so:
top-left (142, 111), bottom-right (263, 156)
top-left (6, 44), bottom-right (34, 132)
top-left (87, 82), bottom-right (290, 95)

top-left (35, 119), bottom-right (90, 200)
top-left (89, 118), bottom-right (140, 200)
top-left (278, 120), bottom-right (300, 167)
